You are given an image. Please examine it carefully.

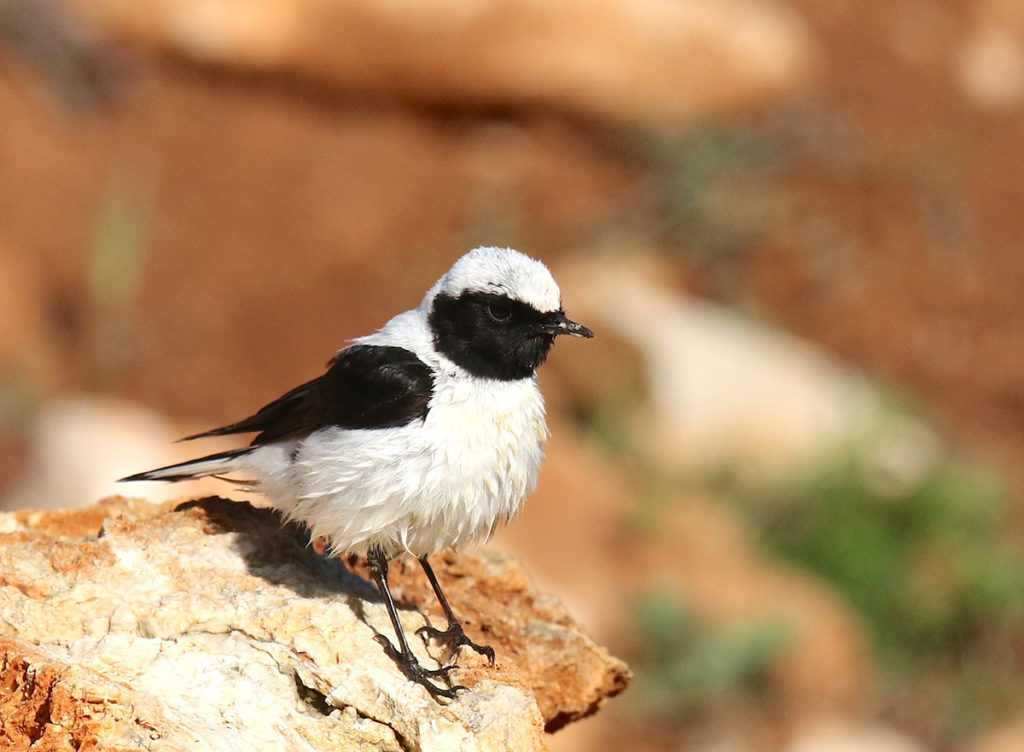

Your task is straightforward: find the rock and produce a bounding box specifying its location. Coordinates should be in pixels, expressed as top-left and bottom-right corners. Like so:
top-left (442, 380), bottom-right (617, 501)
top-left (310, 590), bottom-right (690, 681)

top-left (785, 718), bottom-right (932, 752)
top-left (956, 14), bottom-right (1024, 108)
top-left (0, 496), bottom-right (629, 751)
top-left (60, 0), bottom-right (817, 126)
top-left (967, 717), bottom-right (1024, 752)
top-left (2, 395), bottom-right (260, 511)
top-left (559, 250), bottom-right (940, 481)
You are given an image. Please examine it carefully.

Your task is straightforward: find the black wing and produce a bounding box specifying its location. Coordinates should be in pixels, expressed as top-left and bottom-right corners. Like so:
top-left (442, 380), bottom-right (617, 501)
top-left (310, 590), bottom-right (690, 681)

top-left (183, 345), bottom-right (434, 446)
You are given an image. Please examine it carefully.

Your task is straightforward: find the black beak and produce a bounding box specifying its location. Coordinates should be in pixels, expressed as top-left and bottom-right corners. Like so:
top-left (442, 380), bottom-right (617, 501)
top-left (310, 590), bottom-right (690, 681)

top-left (541, 311), bottom-right (595, 338)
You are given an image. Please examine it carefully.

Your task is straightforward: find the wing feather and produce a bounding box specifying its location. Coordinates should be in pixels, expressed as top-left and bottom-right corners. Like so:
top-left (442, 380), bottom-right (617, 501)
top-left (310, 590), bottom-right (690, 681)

top-left (182, 345), bottom-right (434, 445)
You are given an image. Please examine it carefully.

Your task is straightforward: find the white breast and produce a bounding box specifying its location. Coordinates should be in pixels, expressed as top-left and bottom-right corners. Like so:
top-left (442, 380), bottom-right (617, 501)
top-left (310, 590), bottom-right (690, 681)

top-left (255, 371), bottom-right (548, 558)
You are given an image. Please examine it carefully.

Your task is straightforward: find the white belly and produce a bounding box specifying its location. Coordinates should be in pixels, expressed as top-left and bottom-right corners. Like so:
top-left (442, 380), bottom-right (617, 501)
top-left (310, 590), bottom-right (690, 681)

top-left (254, 377), bottom-right (548, 558)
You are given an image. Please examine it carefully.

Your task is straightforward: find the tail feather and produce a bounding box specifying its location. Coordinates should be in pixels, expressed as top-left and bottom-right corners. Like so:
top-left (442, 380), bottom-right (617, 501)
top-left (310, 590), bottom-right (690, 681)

top-left (120, 448), bottom-right (253, 483)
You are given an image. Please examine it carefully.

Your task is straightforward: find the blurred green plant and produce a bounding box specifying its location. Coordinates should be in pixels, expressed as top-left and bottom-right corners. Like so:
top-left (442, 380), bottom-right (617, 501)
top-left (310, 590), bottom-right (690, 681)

top-left (575, 389), bottom-right (638, 459)
top-left (629, 591), bottom-right (789, 718)
top-left (0, 0), bottom-right (118, 110)
top-left (736, 446), bottom-right (1024, 740)
top-left (642, 123), bottom-right (786, 264)
top-left (89, 165), bottom-right (152, 312)
top-left (0, 368), bottom-right (41, 435)
top-left (752, 452), bottom-right (1023, 658)
top-left (84, 156), bottom-right (156, 387)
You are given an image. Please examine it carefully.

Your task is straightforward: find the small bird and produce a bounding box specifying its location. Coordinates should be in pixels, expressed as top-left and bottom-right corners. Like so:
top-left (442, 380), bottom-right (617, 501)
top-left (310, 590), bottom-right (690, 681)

top-left (121, 247), bottom-right (593, 697)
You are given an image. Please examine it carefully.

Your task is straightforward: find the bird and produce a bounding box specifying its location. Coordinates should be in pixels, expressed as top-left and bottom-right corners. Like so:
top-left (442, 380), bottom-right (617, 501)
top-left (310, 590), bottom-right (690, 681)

top-left (120, 246), bottom-right (594, 697)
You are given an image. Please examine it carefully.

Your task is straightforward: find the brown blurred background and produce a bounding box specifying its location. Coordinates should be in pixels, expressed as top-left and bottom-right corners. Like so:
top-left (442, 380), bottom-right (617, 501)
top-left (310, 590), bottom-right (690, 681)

top-left (2, 0), bottom-right (1024, 749)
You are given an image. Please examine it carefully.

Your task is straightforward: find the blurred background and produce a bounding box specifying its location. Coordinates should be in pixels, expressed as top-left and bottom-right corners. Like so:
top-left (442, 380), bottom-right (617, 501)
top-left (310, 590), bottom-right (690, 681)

top-left (2, 0), bottom-right (1024, 749)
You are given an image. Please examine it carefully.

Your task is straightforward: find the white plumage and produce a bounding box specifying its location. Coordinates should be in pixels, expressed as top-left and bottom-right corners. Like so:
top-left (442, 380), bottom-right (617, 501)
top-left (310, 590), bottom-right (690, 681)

top-left (129, 247), bottom-right (578, 557)
top-left (257, 364), bottom-right (548, 558)
top-left (123, 246), bottom-right (592, 696)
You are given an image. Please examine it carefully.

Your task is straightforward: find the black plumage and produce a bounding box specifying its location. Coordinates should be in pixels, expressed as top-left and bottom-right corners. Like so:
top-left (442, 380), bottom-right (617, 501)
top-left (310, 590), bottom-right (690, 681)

top-left (429, 291), bottom-right (561, 381)
top-left (120, 345), bottom-right (434, 484)
top-left (184, 344), bottom-right (435, 444)
top-left (118, 247), bottom-right (595, 699)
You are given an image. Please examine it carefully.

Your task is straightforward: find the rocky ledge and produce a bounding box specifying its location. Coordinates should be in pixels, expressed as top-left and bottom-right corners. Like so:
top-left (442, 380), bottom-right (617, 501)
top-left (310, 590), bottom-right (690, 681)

top-left (0, 496), bottom-right (629, 751)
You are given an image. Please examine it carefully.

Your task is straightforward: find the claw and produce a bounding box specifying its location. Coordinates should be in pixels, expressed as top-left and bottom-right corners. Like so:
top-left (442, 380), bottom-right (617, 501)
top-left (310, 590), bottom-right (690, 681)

top-left (415, 556), bottom-right (498, 667)
top-left (417, 623), bottom-right (496, 665)
top-left (373, 634), bottom-right (467, 699)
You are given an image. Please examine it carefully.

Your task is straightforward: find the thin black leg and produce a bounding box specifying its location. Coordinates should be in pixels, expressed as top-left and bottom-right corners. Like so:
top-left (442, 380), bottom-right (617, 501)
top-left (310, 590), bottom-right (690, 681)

top-left (366, 546), bottom-right (465, 698)
top-left (416, 555), bottom-right (496, 665)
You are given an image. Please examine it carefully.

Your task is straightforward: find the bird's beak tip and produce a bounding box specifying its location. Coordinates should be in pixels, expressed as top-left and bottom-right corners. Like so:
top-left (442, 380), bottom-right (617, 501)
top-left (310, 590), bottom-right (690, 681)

top-left (543, 311), bottom-right (594, 338)
top-left (559, 316), bottom-right (595, 339)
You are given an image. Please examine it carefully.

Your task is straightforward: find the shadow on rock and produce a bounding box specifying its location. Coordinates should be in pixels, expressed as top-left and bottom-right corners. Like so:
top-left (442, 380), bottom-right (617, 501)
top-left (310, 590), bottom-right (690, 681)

top-left (174, 496), bottom-right (378, 600)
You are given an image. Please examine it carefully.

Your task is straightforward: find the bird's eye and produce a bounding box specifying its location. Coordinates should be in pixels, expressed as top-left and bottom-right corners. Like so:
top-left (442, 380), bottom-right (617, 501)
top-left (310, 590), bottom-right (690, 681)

top-left (486, 304), bottom-right (512, 323)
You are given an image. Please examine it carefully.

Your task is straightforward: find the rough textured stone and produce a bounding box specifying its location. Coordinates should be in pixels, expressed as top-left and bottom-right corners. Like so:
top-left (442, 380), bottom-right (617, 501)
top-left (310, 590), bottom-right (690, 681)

top-left (0, 496), bottom-right (629, 751)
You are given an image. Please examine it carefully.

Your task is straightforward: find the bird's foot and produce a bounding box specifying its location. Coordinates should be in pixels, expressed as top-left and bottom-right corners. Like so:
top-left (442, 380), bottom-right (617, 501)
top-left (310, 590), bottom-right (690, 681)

top-left (417, 622), bottom-right (496, 665)
top-left (373, 634), bottom-right (466, 699)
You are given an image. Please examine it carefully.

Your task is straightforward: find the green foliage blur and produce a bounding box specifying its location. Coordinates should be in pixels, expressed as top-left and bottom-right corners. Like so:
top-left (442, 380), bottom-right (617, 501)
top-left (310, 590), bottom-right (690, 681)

top-left (740, 448), bottom-right (1024, 740)
top-left (629, 592), bottom-right (789, 719)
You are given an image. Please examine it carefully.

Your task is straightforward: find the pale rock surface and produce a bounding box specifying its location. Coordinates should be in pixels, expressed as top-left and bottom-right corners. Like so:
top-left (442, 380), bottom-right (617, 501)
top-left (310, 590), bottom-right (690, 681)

top-left (0, 496), bottom-right (629, 751)
top-left (955, 0), bottom-right (1024, 108)
top-left (58, 0), bottom-right (817, 126)
top-left (2, 395), bottom-right (259, 511)
top-left (967, 716), bottom-right (1024, 752)
top-left (785, 718), bottom-right (932, 752)
top-left (559, 250), bottom-right (941, 481)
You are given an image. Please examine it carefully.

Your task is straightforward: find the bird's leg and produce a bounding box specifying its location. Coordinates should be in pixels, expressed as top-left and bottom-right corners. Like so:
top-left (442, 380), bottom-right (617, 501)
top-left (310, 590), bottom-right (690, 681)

top-left (415, 555), bottom-right (496, 665)
top-left (365, 546), bottom-right (465, 698)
